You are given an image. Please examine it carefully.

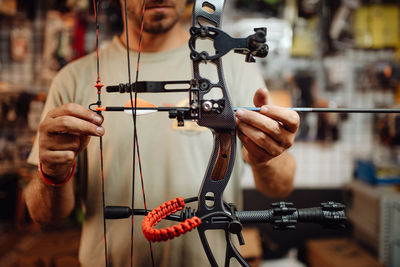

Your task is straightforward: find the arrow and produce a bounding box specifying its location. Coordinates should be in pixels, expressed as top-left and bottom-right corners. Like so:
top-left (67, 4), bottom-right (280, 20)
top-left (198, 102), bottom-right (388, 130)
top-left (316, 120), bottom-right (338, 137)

top-left (96, 102), bottom-right (400, 114)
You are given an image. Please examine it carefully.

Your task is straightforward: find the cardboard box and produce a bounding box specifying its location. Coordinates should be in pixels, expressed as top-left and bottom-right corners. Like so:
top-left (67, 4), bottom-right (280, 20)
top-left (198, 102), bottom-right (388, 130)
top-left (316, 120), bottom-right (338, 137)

top-left (307, 239), bottom-right (382, 267)
top-left (345, 180), bottom-right (400, 267)
top-left (346, 180), bottom-right (381, 251)
top-left (240, 228), bottom-right (262, 267)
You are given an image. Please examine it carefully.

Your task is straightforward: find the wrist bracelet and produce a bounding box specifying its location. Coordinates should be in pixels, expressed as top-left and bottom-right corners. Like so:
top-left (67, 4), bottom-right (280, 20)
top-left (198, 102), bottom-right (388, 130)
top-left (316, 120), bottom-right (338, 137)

top-left (38, 160), bottom-right (76, 187)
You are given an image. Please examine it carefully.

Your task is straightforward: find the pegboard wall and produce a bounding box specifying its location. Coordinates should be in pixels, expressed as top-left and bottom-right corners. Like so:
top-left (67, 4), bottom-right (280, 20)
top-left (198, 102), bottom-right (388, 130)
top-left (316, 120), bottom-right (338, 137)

top-left (239, 50), bottom-right (398, 188)
top-left (291, 50), bottom-right (397, 188)
top-left (221, 1), bottom-right (399, 188)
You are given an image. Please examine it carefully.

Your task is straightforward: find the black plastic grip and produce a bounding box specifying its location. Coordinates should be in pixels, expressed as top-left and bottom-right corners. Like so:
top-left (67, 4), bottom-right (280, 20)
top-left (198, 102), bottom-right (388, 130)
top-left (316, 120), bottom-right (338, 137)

top-left (106, 85), bottom-right (120, 93)
top-left (236, 209), bottom-right (274, 223)
top-left (104, 206), bottom-right (132, 219)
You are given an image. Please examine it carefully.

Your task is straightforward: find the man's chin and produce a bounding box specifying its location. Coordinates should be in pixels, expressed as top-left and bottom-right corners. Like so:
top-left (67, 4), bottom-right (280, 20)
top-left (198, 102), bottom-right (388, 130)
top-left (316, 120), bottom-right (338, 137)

top-left (144, 19), bottom-right (178, 34)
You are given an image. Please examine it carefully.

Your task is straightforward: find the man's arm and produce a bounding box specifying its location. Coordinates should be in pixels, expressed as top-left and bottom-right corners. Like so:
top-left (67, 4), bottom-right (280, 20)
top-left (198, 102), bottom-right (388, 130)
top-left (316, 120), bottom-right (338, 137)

top-left (24, 103), bottom-right (104, 225)
top-left (236, 88), bottom-right (299, 198)
top-left (24, 172), bottom-right (76, 225)
top-left (248, 152), bottom-right (295, 197)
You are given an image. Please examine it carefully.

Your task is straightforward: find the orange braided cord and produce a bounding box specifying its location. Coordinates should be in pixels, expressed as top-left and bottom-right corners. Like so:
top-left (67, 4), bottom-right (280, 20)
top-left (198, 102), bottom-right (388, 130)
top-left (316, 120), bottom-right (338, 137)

top-left (142, 197), bottom-right (202, 242)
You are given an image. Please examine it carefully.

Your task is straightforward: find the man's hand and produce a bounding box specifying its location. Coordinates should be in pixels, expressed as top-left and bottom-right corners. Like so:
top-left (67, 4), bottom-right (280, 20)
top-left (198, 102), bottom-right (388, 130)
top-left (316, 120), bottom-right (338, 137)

top-left (235, 88), bottom-right (299, 166)
top-left (38, 103), bottom-right (104, 181)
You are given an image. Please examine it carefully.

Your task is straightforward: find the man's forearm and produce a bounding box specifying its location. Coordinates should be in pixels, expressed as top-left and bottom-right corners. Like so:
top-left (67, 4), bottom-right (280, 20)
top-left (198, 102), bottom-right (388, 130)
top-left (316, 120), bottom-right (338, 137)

top-left (250, 152), bottom-right (295, 198)
top-left (24, 171), bottom-right (75, 225)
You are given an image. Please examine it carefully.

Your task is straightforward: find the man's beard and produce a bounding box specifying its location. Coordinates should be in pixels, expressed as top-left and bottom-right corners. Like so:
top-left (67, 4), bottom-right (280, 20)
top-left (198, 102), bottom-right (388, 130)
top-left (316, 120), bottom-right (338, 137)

top-left (134, 12), bottom-right (180, 34)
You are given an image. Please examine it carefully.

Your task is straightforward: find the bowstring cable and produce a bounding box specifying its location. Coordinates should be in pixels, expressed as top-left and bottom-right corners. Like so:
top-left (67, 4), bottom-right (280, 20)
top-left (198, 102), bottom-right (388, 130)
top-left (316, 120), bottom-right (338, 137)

top-left (92, 0), bottom-right (108, 266)
top-left (123, 0), bottom-right (155, 266)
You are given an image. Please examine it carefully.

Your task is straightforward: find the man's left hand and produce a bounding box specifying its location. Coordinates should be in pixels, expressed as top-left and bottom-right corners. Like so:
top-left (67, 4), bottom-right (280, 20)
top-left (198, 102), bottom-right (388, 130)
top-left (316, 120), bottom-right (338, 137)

top-left (235, 88), bottom-right (300, 165)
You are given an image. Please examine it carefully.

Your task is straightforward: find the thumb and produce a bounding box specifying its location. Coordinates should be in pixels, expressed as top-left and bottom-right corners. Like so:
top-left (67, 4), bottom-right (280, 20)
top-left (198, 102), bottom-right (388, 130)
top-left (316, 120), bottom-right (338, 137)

top-left (253, 88), bottom-right (270, 107)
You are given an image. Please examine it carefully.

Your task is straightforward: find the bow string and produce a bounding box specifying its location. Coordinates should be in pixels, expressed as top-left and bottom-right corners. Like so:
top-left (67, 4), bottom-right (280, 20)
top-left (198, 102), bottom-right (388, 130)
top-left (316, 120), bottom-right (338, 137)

top-left (89, 0), bottom-right (109, 266)
top-left (121, 0), bottom-right (155, 266)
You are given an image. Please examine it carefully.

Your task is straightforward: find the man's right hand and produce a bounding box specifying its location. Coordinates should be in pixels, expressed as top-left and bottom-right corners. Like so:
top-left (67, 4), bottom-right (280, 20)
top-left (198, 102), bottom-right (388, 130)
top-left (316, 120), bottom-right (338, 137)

top-left (38, 103), bottom-right (104, 182)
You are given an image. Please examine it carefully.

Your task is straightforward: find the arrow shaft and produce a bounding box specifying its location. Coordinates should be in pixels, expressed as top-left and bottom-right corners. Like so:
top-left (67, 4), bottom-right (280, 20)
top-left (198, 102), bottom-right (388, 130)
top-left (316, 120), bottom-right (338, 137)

top-left (97, 106), bottom-right (400, 113)
top-left (287, 108), bottom-right (400, 113)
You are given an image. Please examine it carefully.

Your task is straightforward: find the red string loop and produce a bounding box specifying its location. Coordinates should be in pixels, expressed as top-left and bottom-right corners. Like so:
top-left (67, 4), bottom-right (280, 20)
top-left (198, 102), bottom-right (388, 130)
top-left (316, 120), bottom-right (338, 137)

top-left (142, 197), bottom-right (202, 242)
top-left (38, 160), bottom-right (76, 187)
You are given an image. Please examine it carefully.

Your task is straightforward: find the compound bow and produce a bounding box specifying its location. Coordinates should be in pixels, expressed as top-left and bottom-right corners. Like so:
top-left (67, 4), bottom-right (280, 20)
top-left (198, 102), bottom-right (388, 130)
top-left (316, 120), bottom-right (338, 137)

top-left (90, 0), bottom-right (347, 266)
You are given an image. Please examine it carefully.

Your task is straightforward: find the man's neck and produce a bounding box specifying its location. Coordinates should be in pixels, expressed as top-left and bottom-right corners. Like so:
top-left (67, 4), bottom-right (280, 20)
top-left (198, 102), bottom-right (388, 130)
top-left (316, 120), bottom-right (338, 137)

top-left (120, 23), bottom-right (190, 53)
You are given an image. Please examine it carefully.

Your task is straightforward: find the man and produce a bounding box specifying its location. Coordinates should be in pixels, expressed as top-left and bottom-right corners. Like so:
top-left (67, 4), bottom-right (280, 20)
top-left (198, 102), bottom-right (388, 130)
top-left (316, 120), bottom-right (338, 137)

top-left (24, 0), bottom-right (299, 266)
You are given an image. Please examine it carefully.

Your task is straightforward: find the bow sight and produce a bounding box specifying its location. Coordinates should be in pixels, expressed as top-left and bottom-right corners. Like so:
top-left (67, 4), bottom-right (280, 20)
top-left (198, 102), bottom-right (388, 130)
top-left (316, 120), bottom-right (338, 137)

top-left (189, 26), bottom-right (269, 63)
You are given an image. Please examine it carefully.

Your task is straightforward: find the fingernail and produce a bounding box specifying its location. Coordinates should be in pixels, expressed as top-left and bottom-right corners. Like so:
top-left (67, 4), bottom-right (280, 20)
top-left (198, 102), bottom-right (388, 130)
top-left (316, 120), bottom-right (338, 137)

top-left (96, 127), bottom-right (105, 135)
top-left (236, 109), bottom-right (244, 118)
top-left (260, 106), bottom-right (268, 113)
top-left (93, 115), bottom-right (102, 124)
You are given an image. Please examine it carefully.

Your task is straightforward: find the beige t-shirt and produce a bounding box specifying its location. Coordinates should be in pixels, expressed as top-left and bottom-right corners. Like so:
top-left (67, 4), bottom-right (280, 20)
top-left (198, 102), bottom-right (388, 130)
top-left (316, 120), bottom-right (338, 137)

top-left (28, 36), bottom-right (266, 267)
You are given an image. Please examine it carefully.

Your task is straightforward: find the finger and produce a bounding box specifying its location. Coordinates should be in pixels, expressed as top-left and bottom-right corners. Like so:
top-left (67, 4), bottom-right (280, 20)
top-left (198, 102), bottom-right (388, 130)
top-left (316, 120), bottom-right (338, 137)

top-left (259, 105), bottom-right (300, 133)
top-left (39, 150), bottom-right (76, 166)
top-left (237, 130), bottom-right (273, 163)
top-left (47, 103), bottom-right (103, 126)
top-left (39, 150), bottom-right (76, 178)
top-left (45, 115), bottom-right (104, 136)
top-left (236, 108), bottom-right (291, 146)
top-left (40, 134), bottom-right (79, 150)
top-left (236, 120), bottom-right (285, 158)
top-left (253, 88), bottom-right (270, 107)
top-left (49, 135), bottom-right (89, 153)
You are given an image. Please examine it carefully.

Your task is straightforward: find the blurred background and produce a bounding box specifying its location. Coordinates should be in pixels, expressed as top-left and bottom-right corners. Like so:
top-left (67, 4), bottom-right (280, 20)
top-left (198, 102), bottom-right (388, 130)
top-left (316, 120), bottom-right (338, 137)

top-left (0, 0), bottom-right (399, 266)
